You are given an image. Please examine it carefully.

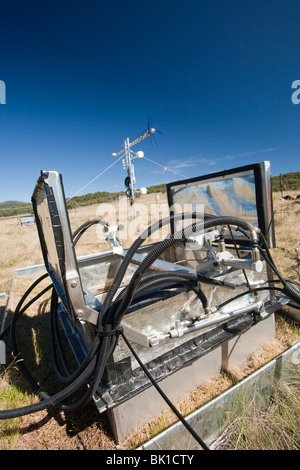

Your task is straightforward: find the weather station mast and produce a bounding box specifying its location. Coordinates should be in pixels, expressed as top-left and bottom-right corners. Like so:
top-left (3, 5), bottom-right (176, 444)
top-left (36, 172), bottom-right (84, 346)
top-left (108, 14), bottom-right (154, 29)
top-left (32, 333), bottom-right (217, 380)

top-left (112, 127), bottom-right (156, 219)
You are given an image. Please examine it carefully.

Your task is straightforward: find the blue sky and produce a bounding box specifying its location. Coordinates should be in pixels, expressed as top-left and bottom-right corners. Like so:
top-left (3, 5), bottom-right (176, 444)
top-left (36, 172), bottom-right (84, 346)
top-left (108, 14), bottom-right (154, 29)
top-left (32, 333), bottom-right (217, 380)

top-left (0, 0), bottom-right (300, 202)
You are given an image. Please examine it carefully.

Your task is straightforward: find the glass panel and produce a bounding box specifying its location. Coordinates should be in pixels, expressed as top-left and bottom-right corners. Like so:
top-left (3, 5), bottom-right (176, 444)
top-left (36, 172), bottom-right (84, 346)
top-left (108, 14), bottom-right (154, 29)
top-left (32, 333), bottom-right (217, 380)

top-left (170, 170), bottom-right (258, 238)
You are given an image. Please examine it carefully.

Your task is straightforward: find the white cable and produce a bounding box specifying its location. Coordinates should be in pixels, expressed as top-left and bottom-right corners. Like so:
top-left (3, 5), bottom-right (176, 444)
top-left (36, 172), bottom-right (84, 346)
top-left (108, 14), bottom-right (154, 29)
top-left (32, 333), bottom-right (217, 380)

top-left (67, 152), bottom-right (186, 202)
top-left (143, 156), bottom-right (187, 179)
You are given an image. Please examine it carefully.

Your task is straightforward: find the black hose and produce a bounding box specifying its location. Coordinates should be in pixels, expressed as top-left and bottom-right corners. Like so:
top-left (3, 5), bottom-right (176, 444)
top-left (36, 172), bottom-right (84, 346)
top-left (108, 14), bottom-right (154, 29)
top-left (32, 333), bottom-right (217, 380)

top-left (50, 289), bottom-right (73, 381)
top-left (110, 216), bottom-right (256, 329)
top-left (1, 281), bottom-right (104, 416)
top-left (49, 295), bottom-right (101, 386)
top-left (48, 218), bottom-right (110, 384)
top-left (107, 274), bottom-right (208, 321)
top-left (0, 347), bottom-right (100, 418)
top-left (98, 211), bottom-right (214, 330)
top-left (127, 271), bottom-right (208, 309)
top-left (68, 217), bottom-right (206, 391)
top-left (216, 286), bottom-right (286, 310)
top-left (70, 213), bottom-right (220, 411)
top-left (9, 283), bottom-right (54, 392)
top-left (0, 273), bottom-right (49, 341)
top-left (120, 329), bottom-right (210, 450)
top-left (1, 272), bottom-right (50, 338)
top-left (282, 282), bottom-right (300, 306)
top-left (72, 219), bottom-right (109, 246)
top-left (0, 220), bottom-right (110, 417)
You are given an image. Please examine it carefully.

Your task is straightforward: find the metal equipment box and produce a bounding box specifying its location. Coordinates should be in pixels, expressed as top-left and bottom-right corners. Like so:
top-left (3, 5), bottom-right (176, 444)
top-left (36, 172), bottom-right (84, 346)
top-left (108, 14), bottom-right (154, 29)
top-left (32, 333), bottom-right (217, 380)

top-left (31, 162), bottom-right (285, 443)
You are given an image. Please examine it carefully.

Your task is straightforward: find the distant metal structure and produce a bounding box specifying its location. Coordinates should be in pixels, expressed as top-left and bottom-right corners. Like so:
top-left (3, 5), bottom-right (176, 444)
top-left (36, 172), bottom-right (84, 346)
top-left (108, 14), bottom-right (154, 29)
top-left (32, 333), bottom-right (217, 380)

top-left (112, 128), bottom-right (155, 218)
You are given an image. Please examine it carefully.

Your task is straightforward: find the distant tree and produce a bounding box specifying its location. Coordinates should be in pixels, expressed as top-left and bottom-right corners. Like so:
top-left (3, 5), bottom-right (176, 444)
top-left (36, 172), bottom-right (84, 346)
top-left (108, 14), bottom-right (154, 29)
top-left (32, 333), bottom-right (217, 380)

top-left (272, 171), bottom-right (300, 192)
top-left (1, 171), bottom-right (299, 218)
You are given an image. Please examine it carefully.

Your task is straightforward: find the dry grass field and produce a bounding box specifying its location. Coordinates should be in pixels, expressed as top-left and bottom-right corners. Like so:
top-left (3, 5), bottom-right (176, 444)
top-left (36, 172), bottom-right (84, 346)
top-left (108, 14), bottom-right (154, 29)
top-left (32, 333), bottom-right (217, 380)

top-left (0, 189), bottom-right (299, 450)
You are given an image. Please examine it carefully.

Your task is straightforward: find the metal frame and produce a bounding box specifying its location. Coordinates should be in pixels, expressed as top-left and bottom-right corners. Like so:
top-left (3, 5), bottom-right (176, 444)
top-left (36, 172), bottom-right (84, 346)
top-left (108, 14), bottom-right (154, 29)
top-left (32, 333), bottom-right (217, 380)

top-left (166, 161), bottom-right (275, 248)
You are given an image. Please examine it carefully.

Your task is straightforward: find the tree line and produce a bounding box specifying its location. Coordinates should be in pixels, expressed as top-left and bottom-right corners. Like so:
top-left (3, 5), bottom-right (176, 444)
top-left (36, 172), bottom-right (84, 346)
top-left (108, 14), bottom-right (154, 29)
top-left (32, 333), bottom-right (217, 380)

top-left (271, 171), bottom-right (300, 193)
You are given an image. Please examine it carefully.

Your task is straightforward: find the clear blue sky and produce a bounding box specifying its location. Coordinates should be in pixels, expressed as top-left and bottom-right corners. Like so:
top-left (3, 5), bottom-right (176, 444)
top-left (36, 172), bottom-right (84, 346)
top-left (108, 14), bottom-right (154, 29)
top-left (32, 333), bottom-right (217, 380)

top-left (0, 0), bottom-right (299, 202)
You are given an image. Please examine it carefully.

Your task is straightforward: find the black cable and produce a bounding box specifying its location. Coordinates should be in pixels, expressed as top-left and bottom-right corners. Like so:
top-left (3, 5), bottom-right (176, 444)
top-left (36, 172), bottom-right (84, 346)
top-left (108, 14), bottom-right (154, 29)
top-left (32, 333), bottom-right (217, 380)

top-left (0, 219), bottom-right (112, 417)
top-left (98, 211), bottom-right (212, 330)
top-left (81, 214), bottom-right (224, 414)
top-left (0, 272), bottom-right (50, 342)
top-left (9, 283), bottom-right (54, 392)
top-left (228, 224), bottom-right (251, 290)
top-left (72, 219), bottom-right (109, 246)
top-left (47, 218), bottom-right (110, 384)
top-left (0, 214), bottom-right (198, 420)
top-left (0, 259), bottom-right (106, 416)
top-left (0, 309), bottom-right (100, 418)
top-left (106, 274), bottom-right (208, 324)
top-left (49, 292), bottom-right (102, 386)
top-left (3, 278), bottom-right (103, 413)
top-left (120, 329), bottom-right (210, 450)
top-left (288, 279), bottom-right (300, 289)
top-left (115, 270), bottom-right (205, 304)
top-left (216, 286), bottom-right (286, 310)
top-left (50, 289), bottom-right (72, 380)
top-left (23, 217), bottom-right (115, 409)
top-left (134, 276), bottom-right (208, 309)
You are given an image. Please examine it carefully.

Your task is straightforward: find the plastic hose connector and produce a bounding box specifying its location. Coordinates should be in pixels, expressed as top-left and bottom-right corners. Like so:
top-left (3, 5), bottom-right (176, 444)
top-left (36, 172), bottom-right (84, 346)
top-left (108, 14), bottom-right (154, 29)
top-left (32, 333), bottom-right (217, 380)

top-left (283, 283), bottom-right (300, 306)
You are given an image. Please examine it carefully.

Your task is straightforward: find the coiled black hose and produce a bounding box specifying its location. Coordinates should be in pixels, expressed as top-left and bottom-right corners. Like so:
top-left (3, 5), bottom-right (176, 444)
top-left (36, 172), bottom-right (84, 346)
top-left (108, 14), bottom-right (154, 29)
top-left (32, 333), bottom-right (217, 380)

top-left (89, 216), bottom-right (258, 409)
top-left (107, 216), bottom-right (256, 330)
top-left (97, 211), bottom-right (217, 329)
top-left (115, 270), bottom-right (208, 310)
top-left (0, 220), bottom-right (111, 416)
top-left (72, 218), bottom-right (110, 246)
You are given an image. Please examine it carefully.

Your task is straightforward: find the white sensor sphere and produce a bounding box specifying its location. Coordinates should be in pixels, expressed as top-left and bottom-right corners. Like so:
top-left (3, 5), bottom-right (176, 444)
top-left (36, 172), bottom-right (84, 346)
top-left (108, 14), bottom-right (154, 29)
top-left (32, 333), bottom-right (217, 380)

top-left (136, 151), bottom-right (144, 159)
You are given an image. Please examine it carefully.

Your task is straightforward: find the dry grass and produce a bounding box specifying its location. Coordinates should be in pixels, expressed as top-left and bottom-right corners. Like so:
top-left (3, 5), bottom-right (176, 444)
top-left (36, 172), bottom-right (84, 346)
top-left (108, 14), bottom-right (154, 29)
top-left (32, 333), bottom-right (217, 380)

top-left (214, 374), bottom-right (300, 450)
top-left (122, 314), bottom-right (300, 450)
top-left (271, 190), bottom-right (300, 281)
top-left (0, 190), bottom-right (299, 450)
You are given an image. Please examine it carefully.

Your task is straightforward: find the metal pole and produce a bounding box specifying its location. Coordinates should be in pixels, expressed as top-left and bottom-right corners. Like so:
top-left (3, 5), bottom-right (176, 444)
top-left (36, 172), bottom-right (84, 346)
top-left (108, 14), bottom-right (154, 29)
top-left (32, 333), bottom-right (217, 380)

top-left (112, 128), bottom-right (156, 220)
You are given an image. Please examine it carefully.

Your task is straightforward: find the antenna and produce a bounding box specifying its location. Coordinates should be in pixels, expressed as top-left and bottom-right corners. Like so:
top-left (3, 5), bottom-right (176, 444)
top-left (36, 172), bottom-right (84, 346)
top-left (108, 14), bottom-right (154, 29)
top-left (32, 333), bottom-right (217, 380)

top-left (141, 117), bottom-right (163, 148)
top-left (112, 128), bottom-right (156, 219)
